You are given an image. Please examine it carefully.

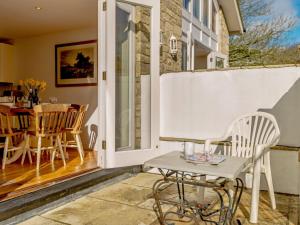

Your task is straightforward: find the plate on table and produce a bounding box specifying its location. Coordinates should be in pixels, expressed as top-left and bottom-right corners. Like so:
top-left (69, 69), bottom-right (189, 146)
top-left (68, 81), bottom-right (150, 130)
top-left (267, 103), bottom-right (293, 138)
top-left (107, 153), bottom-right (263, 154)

top-left (183, 153), bottom-right (226, 165)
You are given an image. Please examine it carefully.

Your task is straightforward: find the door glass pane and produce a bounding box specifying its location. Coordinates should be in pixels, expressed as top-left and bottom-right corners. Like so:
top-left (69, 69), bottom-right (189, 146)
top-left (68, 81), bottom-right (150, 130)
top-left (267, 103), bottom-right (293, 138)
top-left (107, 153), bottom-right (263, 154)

top-left (115, 2), bottom-right (151, 151)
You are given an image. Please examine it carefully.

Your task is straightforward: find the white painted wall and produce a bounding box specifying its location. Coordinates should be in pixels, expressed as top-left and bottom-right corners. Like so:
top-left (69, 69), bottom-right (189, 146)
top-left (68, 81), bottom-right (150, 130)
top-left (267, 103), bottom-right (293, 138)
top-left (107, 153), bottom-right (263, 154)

top-left (15, 27), bottom-right (98, 150)
top-left (160, 67), bottom-right (300, 194)
top-left (161, 67), bottom-right (300, 146)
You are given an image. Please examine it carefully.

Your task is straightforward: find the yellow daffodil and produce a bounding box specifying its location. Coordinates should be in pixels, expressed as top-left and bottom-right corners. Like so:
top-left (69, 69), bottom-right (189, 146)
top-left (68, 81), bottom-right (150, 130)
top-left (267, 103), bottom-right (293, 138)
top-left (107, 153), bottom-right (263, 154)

top-left (20, 78), bottom-right (47, 94)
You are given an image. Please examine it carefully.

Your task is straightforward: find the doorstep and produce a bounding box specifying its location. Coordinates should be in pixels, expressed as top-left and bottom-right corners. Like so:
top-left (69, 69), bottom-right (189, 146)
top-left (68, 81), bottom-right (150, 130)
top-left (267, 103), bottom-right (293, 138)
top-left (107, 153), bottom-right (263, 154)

top-left (0, 165), bottom-right (142, 223)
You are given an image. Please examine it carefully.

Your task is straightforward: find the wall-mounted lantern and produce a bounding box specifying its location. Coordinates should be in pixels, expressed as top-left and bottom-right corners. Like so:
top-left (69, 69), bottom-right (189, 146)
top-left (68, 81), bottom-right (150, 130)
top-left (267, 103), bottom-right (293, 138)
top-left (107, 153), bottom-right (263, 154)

top-left (169, 34), bottom-right (178, 56)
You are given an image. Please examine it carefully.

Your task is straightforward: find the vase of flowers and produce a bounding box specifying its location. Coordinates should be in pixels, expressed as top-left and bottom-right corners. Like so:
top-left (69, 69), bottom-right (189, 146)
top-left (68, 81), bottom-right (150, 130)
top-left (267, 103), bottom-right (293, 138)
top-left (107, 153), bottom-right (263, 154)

top-left (19, 79), bottom-right (47, 107)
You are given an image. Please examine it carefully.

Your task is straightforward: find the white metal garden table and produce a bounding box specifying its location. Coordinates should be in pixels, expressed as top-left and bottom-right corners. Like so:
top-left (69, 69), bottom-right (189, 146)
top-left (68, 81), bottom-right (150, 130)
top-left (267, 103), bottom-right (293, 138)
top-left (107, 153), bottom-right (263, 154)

top-left (144, 151), bottom-right (250, 225)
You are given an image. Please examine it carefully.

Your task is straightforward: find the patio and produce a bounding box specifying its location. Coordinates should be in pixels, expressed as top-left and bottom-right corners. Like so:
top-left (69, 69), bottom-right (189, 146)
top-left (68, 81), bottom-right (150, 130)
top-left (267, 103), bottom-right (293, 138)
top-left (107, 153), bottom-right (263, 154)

top-left (17, 172), bottom-right (299, 225)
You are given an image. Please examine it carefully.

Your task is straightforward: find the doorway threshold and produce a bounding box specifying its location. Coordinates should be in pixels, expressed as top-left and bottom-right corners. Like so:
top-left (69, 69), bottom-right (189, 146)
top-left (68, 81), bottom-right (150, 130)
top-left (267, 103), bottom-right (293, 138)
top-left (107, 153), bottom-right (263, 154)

top-left (0, 165), bottom-right (142, 224)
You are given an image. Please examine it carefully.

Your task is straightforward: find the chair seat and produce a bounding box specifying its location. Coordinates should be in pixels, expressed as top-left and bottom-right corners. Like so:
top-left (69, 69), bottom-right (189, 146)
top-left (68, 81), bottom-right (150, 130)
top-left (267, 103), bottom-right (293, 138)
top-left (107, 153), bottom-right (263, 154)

top-left (63, 128), bottom-right (73, 132)
top-left (27, 130), bottom-right (61, 137)
top-left (0, 128), bottom-right (24, 136)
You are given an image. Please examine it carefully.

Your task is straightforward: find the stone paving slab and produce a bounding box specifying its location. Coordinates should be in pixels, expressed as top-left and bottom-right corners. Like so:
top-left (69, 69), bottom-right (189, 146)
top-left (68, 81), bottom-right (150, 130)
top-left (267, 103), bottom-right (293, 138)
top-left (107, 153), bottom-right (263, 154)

top-left (88, 182), bottom-right (153, 206)
top-left (18, 216), bottom-right (65, 225)
top-left (122, 173), bottom-right (162, 188)
top-left (17, 172), bottom-right (299, 225)
top-left (42, 196), bottom-right (157, 225)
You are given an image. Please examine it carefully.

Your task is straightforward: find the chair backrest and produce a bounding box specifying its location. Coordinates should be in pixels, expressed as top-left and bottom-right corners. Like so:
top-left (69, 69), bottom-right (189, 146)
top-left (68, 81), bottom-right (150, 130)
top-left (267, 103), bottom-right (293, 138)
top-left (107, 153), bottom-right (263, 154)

top-left (65, 106), bottom-right (79, 130)
top-left (33, 104), bottom-right (69, 136)
top-left (72, 104), bottom-right (89, 133)
top-left (226, 112), bottom-right (280, 158)
top-left (0, 105), bottom-right (13, 135)
top-left (64, 104), bottom-right (89, 133)
top-left (17, 112), bottom-right (31, 131)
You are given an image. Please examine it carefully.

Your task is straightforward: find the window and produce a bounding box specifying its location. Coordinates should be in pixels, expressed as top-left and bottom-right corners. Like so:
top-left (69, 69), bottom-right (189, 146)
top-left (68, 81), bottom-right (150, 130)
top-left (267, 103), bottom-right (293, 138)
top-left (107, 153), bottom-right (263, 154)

top-left (216, 57), bottom-right (225, 68)
top-left (193, 0), bottom-right (200, 19)
top-left (181, 41), bottom-right (188, 71)
top-left (202, 0), bottom-right (209, 27)
top-left (183, 0), bottom-right (190, 11)
top-left (212, 4), bottom-right (217, 33)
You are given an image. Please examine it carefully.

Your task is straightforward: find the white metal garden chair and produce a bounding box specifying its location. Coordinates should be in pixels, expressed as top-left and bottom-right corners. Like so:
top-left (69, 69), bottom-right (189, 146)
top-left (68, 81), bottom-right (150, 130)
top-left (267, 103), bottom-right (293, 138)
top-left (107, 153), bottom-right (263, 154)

top-left (204, 112), bottom-right (280, 223)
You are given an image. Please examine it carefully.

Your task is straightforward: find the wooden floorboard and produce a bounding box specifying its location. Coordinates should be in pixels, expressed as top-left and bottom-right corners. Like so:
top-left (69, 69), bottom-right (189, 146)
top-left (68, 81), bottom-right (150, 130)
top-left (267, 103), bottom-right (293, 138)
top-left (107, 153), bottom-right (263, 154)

top-left (0, 149), bottom-right (99, 202)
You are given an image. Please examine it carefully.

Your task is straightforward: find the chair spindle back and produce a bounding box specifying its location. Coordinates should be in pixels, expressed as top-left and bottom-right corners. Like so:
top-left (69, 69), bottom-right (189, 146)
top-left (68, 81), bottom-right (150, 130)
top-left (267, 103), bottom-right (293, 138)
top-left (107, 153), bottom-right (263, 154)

top-left (17, 112), bottom-right (31, 131)
top-left (227, 112), bottom-right (280, 158)
top-left (72, 104), bottom-right (89, 134)
top-left (34, 104), bottom-right (69, 136)
top-left (0, 105), bottom-right (13, 135)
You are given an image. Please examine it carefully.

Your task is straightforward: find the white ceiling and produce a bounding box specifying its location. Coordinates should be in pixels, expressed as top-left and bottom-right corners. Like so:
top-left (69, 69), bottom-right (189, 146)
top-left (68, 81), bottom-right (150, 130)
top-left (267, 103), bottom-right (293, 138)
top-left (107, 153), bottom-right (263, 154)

top-left (0, 0), bottom-right (98, 39)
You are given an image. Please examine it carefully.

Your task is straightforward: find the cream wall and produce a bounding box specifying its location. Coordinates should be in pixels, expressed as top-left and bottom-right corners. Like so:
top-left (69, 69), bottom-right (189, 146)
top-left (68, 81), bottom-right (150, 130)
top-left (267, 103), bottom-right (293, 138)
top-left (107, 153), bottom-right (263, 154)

top-left (160, 67), bottom-right (300, 146)
top-left (0, 43), bottom-right (17, 82)
top-left (160, 66), bottom-right (300, 194)
top-left (15, 27), bottom-right (98, 150)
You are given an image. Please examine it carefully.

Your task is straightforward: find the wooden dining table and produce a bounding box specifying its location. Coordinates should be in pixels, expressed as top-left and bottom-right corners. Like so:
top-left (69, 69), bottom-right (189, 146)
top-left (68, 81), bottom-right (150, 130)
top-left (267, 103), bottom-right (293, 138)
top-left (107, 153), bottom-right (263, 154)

top-left (1, 104), bottom-right (76, 165)
top-left (144, 151), bottom-right (249, 224)
top-left (9, 107), bottom-right (34, 115)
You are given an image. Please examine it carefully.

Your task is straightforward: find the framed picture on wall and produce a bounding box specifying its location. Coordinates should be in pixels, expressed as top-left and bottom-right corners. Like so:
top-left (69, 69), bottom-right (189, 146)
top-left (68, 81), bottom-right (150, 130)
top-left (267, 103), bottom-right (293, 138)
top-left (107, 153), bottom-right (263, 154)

top-left (55, 40), bottom-right (97, 87)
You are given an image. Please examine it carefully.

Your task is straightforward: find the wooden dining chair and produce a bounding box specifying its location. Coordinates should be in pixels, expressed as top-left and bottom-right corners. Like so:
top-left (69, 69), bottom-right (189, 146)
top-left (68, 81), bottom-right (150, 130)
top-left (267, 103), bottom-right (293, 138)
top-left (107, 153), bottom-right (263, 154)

top-left (62, 104), bottom-right (89, 163)
top-left (0, 105), bottom-right (26, 169)
top-left (18, 111), bottom-right (33, 165)
top-left (25, 104), bottom-right (69, 172)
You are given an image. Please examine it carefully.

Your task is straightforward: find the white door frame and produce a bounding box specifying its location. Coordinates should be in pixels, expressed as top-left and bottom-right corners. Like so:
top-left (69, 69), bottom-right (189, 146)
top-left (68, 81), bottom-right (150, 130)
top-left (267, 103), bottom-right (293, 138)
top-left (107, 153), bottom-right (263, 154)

top-left (98, 0), bottom-right (106, 167)
top-left (98, 0), bottom-right (161, 168)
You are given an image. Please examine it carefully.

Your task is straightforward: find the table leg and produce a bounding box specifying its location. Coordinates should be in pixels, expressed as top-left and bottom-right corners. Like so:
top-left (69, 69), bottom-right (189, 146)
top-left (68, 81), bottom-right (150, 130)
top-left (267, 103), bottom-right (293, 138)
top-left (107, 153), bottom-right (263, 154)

top-left (219, 178), bottom-right (244, 225)
top-left (152, 173), bottom-right (244, 225)
top-left (6, 140), bottom-right (26, 164)
top-left (198, 175), bottom-right (206, 203)
top-left (176, 172), bottom-right (186, 217)
top-left (153, 179), bottom-right (167, 225)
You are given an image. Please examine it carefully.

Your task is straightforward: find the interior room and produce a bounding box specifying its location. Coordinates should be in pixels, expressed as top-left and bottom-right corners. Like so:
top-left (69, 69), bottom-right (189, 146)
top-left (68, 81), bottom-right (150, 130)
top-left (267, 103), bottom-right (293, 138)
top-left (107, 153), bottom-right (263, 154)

top-left (0, 0), bottom-right (100, 201)
top-left (194, 40), bottom-right (210, 70)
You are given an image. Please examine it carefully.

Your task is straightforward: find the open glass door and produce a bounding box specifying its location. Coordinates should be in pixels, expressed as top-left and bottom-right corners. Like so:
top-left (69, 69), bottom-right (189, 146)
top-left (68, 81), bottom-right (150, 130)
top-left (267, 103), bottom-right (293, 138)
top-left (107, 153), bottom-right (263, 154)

top-left (99, 0), bottom-right (161, 168)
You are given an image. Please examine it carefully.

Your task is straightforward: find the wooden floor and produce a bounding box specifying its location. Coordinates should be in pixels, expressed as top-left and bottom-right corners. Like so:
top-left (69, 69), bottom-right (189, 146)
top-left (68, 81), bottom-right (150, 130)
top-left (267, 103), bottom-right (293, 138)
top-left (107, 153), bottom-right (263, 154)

top-left (0, 149), bottom-right (99, 202)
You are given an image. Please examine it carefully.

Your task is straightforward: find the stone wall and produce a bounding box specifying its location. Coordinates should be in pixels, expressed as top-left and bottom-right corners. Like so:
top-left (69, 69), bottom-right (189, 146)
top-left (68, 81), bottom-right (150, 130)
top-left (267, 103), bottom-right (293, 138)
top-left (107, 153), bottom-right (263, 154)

top-left (218, 8), bottom-right (229, 56)
top-left (134, 6), bottom-right (151, 148)
top-left (118, 1), bottom-right (232, 149)
top-left (160, 0), bottom-right (182, 74)
top-left (133, 1), bottom-right (182, 148)
top-left (135, 0), bottom-right (183, 76)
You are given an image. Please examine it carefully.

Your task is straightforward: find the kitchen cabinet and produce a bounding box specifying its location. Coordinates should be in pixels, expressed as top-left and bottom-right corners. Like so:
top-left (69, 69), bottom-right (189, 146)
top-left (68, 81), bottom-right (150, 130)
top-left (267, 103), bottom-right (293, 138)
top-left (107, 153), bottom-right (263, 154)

top-left (0, 43), bottom-right (16, 82)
